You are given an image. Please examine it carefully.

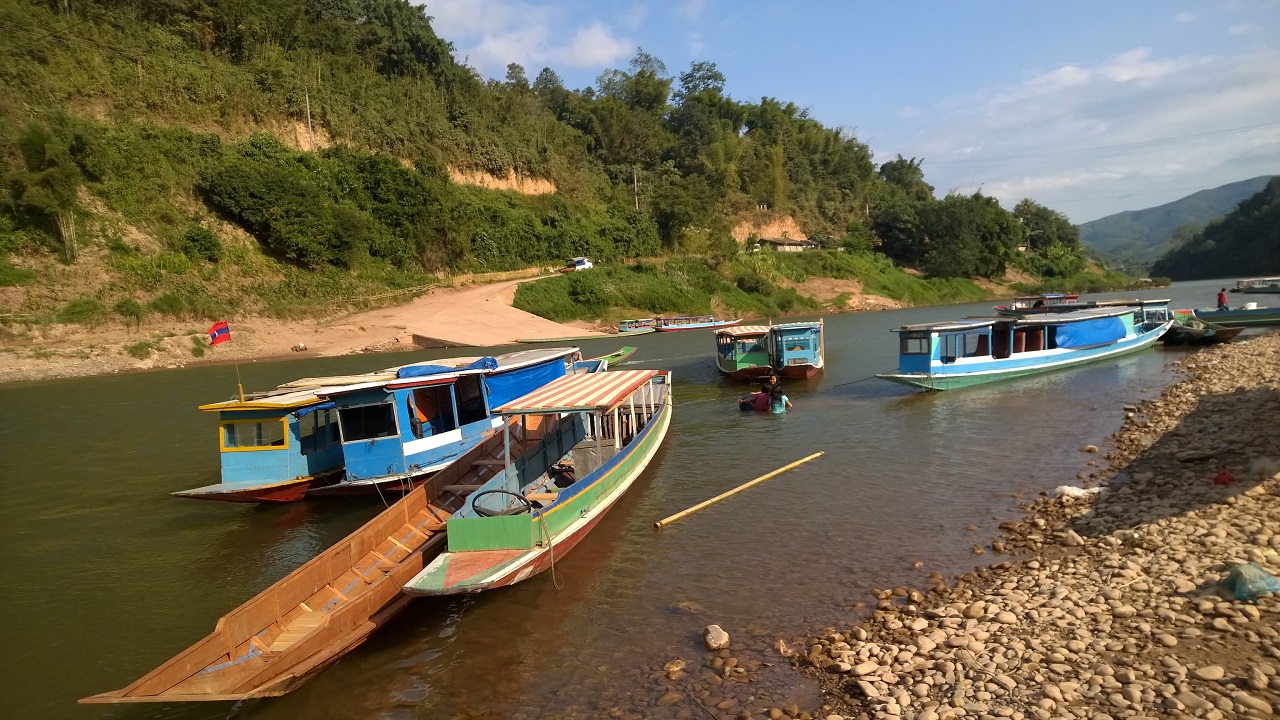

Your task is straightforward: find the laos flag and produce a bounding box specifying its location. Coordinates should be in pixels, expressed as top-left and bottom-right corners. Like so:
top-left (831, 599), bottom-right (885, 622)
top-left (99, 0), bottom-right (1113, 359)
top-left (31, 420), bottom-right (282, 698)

top-left (207, 320), bottom-right (231, 346)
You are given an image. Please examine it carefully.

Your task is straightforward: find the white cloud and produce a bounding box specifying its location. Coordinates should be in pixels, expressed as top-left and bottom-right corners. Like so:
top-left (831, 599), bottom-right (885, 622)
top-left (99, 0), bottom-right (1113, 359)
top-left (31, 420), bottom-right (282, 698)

top-left (678, 0), bottom-right (707, 21)
top-left (621, 4), bottom-right (649, 29)
top-left (420, 1), bottom-right (632, 74)
top-left (1174, 11), bottom-right (1196, 23)
top-left (688, 31), bottom-right (706, 57)
top-left (885, 47), bottom-right (1280, 221)
top-left (1228, 23), bottom-right (1258, 35)
top-left (898, 106), bottom-right (920, 119)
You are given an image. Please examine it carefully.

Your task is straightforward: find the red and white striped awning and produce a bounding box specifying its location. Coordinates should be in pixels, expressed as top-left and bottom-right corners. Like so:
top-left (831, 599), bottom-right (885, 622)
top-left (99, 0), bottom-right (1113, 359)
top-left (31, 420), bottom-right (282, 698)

top-left (717, 325), bottom-right (769, 337)
top-left (496, 370), bottom-right (664, 414)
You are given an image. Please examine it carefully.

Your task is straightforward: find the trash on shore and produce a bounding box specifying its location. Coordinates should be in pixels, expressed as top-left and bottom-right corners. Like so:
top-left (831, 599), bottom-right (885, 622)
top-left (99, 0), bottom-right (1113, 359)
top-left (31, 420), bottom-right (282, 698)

top-left (1053, 485), bottom-right (1103, 499)
top-left (1222, 562), bottom-right (1280, 602)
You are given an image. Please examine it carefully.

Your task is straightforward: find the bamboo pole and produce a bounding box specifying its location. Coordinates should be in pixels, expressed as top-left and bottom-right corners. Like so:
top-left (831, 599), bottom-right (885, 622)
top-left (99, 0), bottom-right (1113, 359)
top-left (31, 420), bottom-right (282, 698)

top-left (653, 452), bottom-right (824, 529)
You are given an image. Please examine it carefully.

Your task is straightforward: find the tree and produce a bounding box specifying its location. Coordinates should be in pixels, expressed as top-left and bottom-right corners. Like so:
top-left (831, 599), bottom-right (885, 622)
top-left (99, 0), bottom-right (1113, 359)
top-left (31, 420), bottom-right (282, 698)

top-left (504, 62), bottom-right (529, 90)
top-left (5, 124), bottom-right (81, 263)
top-left (878, 155), bottom-right (934, 202)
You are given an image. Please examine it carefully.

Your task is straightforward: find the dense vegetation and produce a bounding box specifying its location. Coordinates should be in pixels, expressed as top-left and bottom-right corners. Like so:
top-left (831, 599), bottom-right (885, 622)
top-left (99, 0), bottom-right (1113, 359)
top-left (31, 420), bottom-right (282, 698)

top-left (1150, 177), bottom-right (1280, 280)
top-left (1079, 175), bottom-right (1275, 268)
top-left (0, 0), bottom-right (1098, 324)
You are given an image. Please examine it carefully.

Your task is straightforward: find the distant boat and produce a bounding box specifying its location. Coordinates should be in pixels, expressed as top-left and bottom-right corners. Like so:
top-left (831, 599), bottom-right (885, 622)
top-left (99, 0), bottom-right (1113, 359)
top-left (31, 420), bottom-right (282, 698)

top-left (1192, 303), bottom-right (1280, 327)
top-left (654, 315), bottom-right (741, 332)
top-left (618, 318), bottom-right (657, 334)
top-left (80, 417), bottom-right (537, 704)
top-left (714, 325), bottom-right (773, 380)
top-left (877, 303), bottom-right (1174, 391)
top-left (1229, 277), bottom-right (1280, 294)
top-left (402, 369), bottom-right (672, 596)
top-left (589, 346), bottom-right (638, 366)
top-left (714, 320), bottom-right (825, 380)
top-left (515, 333), bottom-right (610, 343)
top-left (994, 294), bottom-right (1148, 316)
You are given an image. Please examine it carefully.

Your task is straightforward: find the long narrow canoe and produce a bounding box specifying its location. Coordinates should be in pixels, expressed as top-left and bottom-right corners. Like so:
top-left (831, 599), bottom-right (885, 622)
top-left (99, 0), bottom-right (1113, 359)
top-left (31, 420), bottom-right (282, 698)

top-left (80, 426), bottom-right (524, 704)
top-left (515, 333), bottom-right (610, 343)
top-left (589, 346), bottom-right (637, 366)
top-left (1192, 305), bottom-right (1280, 327)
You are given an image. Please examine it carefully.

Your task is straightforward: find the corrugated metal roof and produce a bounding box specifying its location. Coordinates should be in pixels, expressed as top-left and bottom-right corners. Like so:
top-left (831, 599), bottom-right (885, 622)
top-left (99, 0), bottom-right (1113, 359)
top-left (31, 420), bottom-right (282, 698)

top-left (496, 370), bottom-right (663, 414)
top-left (716, 325), bottom-right (770, 337)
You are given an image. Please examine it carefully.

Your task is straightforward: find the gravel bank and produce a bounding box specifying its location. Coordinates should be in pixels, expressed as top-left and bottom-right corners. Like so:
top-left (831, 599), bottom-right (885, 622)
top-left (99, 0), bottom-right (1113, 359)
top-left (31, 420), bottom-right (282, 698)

top-left (796, 333), bottom-right (1280, 720)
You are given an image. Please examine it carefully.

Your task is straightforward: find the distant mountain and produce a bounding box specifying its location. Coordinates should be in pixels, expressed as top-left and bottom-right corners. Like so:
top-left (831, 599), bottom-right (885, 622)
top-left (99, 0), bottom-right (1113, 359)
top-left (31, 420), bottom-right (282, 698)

top-left (1079, 175), bottom-right (1277, 266)
top-left (1151, 177), bottom-right (1280, 281)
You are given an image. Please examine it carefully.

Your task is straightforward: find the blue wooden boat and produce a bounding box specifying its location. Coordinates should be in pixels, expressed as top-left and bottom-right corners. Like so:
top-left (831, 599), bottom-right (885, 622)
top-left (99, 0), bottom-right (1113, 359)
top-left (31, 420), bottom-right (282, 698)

top-left (655, 315), bottom-right (740, 332)
top-left (618, 318), bottom-right (657, 334)
top-left (402, 369), bottom-right (672, 596)
top-left (877, 303), bottom-right (1173, 391)
top-left (179, 371), bottom-right (399, 502)
top-left (176, 349), bottom-right (587, 502)
top-left (306, 349), bottom-right (595, 497)
top-left (770, 320), bottom-right (825, 379)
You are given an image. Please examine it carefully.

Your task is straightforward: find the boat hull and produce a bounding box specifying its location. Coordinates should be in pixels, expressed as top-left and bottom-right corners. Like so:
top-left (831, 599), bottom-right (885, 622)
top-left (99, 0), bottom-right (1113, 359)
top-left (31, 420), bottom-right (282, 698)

top-left (404, 394), bottom-right (671, 596)
top-left (718, 365), bottom-right (772, 381)
top-left (1192, 307), bottom-right (1280, 327)
top-left (877, 323), bottom-right (1169, 391)
top-left (171, 472), bottom-right (341, 503)
top-left (617, 327), bottom-right (656, 335)
top-left (778, 363), bottom-right (822, 380)
top-left (656, 320), bottom-right (740, 332)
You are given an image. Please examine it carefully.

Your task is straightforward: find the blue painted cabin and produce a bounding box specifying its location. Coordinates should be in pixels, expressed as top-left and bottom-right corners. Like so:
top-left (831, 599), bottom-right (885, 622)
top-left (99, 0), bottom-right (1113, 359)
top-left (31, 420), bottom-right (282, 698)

top-left (769, 320), bottom-right (825, 379)
top-left (311, 348), bottom-right (583, 496)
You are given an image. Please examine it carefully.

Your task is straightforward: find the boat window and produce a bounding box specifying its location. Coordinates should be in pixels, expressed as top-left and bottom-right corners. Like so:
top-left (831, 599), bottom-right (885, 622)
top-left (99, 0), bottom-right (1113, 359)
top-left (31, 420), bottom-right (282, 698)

top-left (299, 410), bottom-right (337, 455)
top-left (901, 333), bottom-right (931, 355)
top-left (738, 339), bottom-right (762, 354)
top-left (940, 334), bottom-right (960, 363)
top-left (339, 403), bottom-right (397, 442)
top-left (965, 333), bottom-right (988, 356)
top-left (223, 420), bottom-right (287, 450)
top-left (412, 386), bottom-right (457, 435)
top-left (455, 376), bottom-right (488, 425)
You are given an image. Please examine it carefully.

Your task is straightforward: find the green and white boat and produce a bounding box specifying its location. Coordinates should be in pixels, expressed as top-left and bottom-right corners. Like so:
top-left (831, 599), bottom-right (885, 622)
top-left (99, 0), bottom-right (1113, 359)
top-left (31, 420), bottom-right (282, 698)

top-left (402, 369), bottom-right (671, 595)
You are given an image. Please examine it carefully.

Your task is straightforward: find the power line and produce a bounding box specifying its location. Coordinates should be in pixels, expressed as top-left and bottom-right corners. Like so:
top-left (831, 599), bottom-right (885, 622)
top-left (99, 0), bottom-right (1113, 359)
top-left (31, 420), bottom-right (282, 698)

top-left (924, 122), bottom-right (1280, 167)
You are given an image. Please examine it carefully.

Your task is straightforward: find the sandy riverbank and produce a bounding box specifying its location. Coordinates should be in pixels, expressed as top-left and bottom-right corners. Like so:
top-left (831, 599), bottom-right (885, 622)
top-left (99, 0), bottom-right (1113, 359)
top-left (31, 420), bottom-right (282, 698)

top-left (792, 333), bottom-right (1280, 719)
top-left (0, 277), bottom-right (613, 384)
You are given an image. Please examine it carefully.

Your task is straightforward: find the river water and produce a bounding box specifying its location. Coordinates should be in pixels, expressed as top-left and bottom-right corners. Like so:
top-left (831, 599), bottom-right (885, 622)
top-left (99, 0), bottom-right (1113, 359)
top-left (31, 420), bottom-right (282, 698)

top-left (0, 278), bottom-right (1261, 719)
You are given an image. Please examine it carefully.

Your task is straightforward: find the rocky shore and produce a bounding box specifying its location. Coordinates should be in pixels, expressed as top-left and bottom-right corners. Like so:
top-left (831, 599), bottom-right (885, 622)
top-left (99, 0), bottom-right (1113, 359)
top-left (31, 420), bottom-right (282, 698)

top-left (790, 333), bottom-right (1280, 719)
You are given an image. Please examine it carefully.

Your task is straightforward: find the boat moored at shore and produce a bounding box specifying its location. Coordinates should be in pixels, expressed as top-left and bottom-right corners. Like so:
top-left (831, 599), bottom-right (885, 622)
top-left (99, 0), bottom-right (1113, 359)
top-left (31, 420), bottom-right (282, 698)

top-left (654, 315), bottom-right (740, 332)
top-left (402, 369), bottom-right (672, 596)
top-left (1192, 303), bottom-right (1280, 327)
top-left (715, 320), bottom-right (825, 380)
top-left (877, 303), bottom-right (1173, 391)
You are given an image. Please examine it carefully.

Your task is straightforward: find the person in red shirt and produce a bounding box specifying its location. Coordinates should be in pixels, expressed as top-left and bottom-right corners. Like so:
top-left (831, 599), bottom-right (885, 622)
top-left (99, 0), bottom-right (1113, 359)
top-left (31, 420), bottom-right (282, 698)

top-left (1217, 288), bottom-right (1229, 311)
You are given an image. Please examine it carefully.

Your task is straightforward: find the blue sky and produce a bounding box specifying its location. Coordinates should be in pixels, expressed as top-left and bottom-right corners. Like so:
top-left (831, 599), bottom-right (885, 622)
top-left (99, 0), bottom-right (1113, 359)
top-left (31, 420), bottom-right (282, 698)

top-left (422, 0), bottom-right (1280, 223)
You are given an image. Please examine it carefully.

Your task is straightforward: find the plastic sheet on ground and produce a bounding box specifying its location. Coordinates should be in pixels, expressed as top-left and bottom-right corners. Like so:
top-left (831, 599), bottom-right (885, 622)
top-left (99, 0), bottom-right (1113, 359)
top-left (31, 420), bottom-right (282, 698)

top-left (1222, 562), bottom-right (1280, 602)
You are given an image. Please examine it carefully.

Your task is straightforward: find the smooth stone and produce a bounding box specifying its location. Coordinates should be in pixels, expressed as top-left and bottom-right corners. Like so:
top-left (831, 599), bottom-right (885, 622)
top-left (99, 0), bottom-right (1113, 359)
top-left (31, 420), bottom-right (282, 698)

top-left (1191, 665), bottom-right (1225, 681)
top-left (704, 625), bottom-right (730, 650)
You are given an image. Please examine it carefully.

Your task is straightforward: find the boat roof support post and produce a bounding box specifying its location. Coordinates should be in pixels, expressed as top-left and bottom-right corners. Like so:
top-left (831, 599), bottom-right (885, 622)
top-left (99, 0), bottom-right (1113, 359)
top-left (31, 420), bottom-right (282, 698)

top-left (613, 408), bottom-right (621, 450)
top-left (594, 411), bottom-right (602, 461)
top-left (503, 419), bottom-right (511, 476)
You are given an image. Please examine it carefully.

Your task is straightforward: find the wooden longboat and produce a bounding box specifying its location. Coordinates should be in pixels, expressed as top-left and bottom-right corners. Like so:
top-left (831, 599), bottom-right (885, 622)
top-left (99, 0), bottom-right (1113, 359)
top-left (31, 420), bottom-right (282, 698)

top-left (654, 315), bottom-right (740, 332)
top-left (80, 420), bottom-right (534, 704)
top-left (1192, 304), bottom-right (1280, 327)
top-left (403, 369), bottom-right (671, 596)
top-left (589, 346), bottom-right (638, 366)
top-left (876, 305), bottom-right (1174, 391)
top-left (770, 320), bottom-right (825, 379)
top-left (714, 325), bottom-right (772, 380)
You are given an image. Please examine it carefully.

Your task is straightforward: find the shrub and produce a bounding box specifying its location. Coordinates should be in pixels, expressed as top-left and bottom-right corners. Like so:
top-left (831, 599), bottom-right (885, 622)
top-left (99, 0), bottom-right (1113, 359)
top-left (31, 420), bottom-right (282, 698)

top-left (148, 289), bottom-right (227, 319)
top-left (126, 340), bottom-right (155, 358)
top-left (177, 224), bottom-right (222, 262)
top-left (113, 297), bottom-right (146, 329)
top-left (0, 261), bottom-right (36, 286)
top-left (190, 335), bottom-right (206, 357)
top-left (57, 297), bottom-right (107, 326)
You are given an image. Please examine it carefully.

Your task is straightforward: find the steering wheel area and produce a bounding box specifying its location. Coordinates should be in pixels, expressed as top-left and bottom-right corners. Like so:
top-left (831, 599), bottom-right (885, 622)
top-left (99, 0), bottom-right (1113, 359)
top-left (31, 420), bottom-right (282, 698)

top-left (471, 489), bottom-right (533, 517)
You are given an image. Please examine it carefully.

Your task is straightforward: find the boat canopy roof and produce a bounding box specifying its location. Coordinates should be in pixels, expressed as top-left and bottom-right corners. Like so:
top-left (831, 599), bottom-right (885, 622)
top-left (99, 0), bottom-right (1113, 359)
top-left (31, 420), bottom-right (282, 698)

top-left (496, 370), bottom-right (662, 415)
top-left (771, 320), bottom-right (822, 331)
top-left (198, 384), bottom-right (358, 412)
top-left (894, 304), bottom-right (1166, 334)
top-left (1013, 293), bottom-right (1077, 301)
top-left (716, 325), bottom-right (769, 337)
top-left (325, 347), bottom-right (579, 395)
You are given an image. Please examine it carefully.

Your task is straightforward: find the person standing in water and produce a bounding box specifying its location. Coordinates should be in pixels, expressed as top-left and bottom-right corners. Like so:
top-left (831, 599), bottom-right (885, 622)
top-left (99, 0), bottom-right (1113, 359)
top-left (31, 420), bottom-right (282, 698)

top-left (769, 385), bottom-right (792, 413)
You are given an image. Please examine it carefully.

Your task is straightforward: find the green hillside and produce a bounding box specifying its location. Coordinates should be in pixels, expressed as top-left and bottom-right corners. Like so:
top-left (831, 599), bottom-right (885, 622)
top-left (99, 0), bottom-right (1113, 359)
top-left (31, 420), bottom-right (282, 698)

top-left (1150, 177), bottom-right (1280, 280)
top-left (1079, 175), bottom-right (1276, 267)
top-left (1, 0), bottom-right (1101, 327)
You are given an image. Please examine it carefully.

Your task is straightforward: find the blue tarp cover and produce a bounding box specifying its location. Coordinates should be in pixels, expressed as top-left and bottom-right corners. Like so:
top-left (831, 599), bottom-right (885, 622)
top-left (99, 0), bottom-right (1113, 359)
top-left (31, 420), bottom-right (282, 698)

top-left (484, 358), bottom-right (567, 408)
top-left (397, 356), bottom-right (497, 379)
top-left (294, 401), bottom-right (336, 418)
top-left (1054, 316), bottom-right (1126, 348)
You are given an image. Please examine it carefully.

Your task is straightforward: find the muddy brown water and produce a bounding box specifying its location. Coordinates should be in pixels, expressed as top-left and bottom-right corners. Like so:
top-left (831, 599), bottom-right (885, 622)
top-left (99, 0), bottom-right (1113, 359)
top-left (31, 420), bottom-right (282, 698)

top-left (0, 279), bottom-right (1260, 719)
